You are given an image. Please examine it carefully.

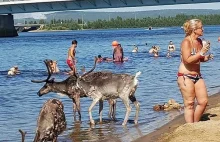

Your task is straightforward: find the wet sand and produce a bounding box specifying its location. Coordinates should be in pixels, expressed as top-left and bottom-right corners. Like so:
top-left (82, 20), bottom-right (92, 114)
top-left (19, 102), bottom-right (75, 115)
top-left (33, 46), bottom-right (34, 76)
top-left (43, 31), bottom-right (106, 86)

top-left (134, 92), bottom-right (220, 142)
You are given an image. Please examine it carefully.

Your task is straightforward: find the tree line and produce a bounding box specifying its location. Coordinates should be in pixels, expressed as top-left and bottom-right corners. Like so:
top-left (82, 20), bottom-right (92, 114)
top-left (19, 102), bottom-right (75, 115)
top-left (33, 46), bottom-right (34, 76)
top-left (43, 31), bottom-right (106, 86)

top-left (28, 14), bottom-right (220, 30)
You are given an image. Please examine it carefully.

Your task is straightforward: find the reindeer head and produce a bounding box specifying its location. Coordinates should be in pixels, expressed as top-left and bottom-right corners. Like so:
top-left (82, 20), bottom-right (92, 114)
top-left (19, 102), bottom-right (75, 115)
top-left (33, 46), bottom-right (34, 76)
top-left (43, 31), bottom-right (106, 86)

top-left (36, 78), bottom-right (56, 96)
top-left (31, 59), bottom-right (61, 96)
top-left (31, 57), bottom-right (98, 97)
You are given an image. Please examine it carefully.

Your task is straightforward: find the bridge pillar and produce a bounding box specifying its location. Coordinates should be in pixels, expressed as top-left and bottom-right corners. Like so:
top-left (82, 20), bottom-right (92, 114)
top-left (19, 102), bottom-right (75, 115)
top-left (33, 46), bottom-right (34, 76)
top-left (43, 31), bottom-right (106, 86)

top-left (0, 14), bottom-right (18, 37)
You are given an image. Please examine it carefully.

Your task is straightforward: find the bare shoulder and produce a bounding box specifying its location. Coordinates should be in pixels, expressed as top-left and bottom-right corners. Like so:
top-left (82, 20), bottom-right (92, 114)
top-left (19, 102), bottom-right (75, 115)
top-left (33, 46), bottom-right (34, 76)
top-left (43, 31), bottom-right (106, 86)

top-left (181, 38), bottom-right (191, 49)
top-left (69, 46), bottom-right (74, 51)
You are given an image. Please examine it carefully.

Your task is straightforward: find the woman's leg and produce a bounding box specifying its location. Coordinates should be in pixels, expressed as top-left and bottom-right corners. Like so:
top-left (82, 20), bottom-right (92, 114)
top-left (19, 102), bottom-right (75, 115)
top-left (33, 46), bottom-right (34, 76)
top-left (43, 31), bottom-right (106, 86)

top-left (194, 79), bottom-right (208, 122)
top-left (177, 76), bottom-right (196, 123)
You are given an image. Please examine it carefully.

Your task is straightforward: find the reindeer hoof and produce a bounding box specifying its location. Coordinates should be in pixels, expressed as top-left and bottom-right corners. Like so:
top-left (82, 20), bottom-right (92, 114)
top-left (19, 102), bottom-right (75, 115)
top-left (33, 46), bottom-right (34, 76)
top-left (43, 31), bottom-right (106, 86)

top-left (134, 120), bottom-right (138, 125)
top-left (90, 120), bottom-right (95, 125)
top-left (122, 122), bottom-right (126, 126)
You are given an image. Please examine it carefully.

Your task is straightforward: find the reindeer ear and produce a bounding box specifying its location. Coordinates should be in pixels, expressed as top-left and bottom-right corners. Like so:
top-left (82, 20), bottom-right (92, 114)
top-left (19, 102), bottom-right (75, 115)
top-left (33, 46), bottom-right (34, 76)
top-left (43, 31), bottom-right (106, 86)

top-left (49, 78), bottom-right (55, 82)
top-left (73, 72), bottom-right (79, 78)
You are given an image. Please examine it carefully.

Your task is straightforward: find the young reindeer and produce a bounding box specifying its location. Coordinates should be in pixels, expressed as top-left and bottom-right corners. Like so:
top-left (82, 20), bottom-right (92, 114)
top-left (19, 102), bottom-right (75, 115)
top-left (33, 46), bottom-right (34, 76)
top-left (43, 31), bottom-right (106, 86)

top-left (19, 98), bottom-right (66, 142)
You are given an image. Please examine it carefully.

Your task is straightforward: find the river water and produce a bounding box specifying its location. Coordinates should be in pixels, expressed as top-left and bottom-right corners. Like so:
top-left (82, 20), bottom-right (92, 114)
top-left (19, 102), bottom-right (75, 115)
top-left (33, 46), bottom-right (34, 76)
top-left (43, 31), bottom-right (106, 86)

top-left (0, 26), bottom-right (220, 142)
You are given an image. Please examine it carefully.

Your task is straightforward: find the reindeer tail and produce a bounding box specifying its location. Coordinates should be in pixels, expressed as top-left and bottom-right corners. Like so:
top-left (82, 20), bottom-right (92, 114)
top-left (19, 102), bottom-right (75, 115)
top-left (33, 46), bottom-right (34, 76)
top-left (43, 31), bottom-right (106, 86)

top-left (133, 71), bottom-right (141, 86)
top-left (135, 71), bottom-right (141, 78)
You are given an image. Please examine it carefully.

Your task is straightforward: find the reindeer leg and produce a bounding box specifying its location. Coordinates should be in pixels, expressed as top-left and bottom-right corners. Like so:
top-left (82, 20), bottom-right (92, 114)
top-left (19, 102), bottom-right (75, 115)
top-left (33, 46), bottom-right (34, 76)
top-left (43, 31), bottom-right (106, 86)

top-left (133, 101), bottom-right (140, 124)
top-left (33, 130), bottom-right (40, 142)
top-left (108, 99), bottom-right (113, 119)
top-left (120, 96), bottom-right (131, 126)
top-left (52, 137), bottom-right (57, 142)
top-left (72, 98), bottom-right (77, 117)
top-left (99, 100), bottom-right (103, 123)
top-left (88, 98), bottom-right (100, 125)
top-left (129, 95), bottom-right (140, 124)
top-left (74, 94), bottom-right (81, 120)
top-left (112, 99), bottom-right (117, 120)
top-left (88, 91), bottom-right (102, 125)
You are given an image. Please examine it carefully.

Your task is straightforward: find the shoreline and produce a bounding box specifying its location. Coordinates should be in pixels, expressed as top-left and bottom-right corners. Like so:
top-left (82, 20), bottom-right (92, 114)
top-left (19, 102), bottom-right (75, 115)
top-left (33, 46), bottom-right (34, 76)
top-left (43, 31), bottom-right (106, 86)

top-left (134, 92), bottom-right (220, 142)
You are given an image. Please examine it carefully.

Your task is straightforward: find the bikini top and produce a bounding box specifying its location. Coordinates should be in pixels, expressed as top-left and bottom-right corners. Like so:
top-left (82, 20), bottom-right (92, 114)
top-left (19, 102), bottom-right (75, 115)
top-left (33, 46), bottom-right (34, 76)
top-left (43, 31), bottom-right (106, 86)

top-left (190, 36), bottom-right (198, 56)
top-left (180, 37), bottom-right (198, 61)
top-left (168, 46), bottom-right (174, 50)
top-left (191, 47), bottom-right (197, 55)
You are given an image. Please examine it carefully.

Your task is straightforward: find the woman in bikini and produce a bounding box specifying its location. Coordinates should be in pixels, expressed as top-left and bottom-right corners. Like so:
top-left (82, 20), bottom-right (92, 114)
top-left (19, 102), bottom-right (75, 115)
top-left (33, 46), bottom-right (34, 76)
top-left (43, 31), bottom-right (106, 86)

top-left (177, 19), bottom-right (213, 123)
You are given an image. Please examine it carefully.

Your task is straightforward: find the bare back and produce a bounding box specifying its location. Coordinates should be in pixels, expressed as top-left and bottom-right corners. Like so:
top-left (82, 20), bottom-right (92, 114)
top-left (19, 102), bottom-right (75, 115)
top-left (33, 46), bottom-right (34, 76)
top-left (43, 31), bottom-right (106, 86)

top-left (67, 46), bottom-right (75, 60)
top-left (113, 46), bottom-right (123, 62)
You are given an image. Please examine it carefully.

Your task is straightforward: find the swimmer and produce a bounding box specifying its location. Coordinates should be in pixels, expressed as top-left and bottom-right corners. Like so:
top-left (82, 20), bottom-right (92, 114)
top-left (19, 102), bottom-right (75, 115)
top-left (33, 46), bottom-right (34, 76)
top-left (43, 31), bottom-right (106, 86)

top-left (132, 45), bottom-right (138, 53)
top-left (48, 60), bottom-right (60, 74)
top-left (97, 55), bottom-right (113, 62)
top-left (149, 46), bottom-right (160, 57)
top-left (8, 66), bottom-right (20, 76)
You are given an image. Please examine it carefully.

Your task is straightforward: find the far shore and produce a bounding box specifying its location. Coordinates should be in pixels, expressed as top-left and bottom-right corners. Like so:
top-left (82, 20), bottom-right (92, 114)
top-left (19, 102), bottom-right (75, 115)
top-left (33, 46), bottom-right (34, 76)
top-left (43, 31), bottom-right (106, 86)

top-left (133, 92), bottom-right (220, 142)
top-left (27, 29), bottom-right (73, 32)
top-left (24, 27), bottom-right (152, 33)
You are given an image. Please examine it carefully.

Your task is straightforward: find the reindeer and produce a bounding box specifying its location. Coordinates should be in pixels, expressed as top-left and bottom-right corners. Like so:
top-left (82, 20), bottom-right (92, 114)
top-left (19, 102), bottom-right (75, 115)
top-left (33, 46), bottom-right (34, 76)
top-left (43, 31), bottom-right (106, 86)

top-left (32, 58), bottom-right (141, 125)
top-left (74, 71), bottom-right (141, 125)
top-left (19, 98), bottom-right (66, 142)
top-left (31, 58), bottom-right (117, 120)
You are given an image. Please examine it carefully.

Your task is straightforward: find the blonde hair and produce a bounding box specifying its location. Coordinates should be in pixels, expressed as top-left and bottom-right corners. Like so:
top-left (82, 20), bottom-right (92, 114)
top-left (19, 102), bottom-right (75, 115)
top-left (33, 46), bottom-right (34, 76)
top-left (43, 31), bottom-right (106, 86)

top-left (183, 19), bottom-right (202, 36)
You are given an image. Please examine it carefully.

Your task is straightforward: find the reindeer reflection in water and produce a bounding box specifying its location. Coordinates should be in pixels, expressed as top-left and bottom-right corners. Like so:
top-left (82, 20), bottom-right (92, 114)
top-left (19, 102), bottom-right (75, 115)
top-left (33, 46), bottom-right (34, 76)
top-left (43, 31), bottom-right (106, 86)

top-left (32, 57), bottom-right (141, 125)
top-left (19, 98), bottom-right (66, 142)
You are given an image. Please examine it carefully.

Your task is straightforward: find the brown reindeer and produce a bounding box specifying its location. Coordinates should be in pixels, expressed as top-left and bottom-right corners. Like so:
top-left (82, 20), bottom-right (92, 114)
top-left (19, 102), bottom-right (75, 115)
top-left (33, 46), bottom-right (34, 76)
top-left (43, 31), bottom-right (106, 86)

top-left (19, 98), bottom-right (66, 142)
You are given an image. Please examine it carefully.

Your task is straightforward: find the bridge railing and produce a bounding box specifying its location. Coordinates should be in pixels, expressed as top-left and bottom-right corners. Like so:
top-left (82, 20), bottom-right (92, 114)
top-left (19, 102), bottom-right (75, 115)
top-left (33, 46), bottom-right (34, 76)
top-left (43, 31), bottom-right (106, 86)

top-left (0, 0), bottom-right (26, 2)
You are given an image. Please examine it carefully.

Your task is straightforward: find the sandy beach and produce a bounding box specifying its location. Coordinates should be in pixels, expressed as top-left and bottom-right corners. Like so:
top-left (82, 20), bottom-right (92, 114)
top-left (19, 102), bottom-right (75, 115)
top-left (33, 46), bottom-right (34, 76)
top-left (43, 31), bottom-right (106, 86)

top-left (134, 92), bottom-right (220, 142)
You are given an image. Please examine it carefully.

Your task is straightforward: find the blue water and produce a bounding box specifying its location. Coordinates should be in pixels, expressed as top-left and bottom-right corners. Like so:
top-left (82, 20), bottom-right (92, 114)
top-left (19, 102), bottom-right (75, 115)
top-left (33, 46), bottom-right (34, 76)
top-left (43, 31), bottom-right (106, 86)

top-left (1, 26), bottom-right (220, 142)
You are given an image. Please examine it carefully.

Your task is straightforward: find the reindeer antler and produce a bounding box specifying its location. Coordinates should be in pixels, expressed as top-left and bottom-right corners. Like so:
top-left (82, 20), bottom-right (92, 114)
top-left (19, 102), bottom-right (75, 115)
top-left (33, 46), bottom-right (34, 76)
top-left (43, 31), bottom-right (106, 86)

top-left (19, 129), bottom-right (27, 142)
top-left (31, 60), bottom-right (52, 83)
top-left (81, 56), bottom-right (98, 78)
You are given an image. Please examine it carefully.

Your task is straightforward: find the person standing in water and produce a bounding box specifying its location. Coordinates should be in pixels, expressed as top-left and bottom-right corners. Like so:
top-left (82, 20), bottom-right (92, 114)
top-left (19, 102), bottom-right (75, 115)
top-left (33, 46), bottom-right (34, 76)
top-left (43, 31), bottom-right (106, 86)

top-left (168, 41), bottom-right (176, 52)
top-left (112, 41), bottom-right (124, 62)
top-left (167, 41), bottom-right (176, 57)
top-left (66, 40), bottom-right (77, 75)
top-left (177, 19), bottom-right (213, 123)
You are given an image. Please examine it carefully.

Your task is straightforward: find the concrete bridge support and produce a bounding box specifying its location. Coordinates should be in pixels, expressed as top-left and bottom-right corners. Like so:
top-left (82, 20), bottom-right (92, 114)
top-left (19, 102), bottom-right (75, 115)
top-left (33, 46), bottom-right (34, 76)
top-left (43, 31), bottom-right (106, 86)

top-left (0, 14), bottom-right (18, 37)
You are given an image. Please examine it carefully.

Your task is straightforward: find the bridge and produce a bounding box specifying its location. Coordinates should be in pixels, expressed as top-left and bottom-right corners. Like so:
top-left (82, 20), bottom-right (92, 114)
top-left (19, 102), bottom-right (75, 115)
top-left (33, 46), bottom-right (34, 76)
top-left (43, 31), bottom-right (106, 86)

top-left (0, 0), bottom-right (220, 14)
top-left (14, 24), bottom-right (43, 32)
top-left (0, 0), bottom-right (219, 37)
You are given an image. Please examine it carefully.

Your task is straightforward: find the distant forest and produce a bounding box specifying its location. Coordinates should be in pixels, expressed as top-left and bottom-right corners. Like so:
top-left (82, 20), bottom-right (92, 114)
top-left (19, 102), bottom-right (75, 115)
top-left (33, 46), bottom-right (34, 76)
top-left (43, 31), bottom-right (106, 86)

top-left (28, 14), bottom-right (220, 30)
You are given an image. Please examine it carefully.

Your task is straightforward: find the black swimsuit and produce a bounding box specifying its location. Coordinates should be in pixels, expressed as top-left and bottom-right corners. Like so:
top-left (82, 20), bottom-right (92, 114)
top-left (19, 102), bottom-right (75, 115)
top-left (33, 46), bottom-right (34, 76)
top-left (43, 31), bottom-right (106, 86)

top-left (178, 72), bottom-right (202, 84)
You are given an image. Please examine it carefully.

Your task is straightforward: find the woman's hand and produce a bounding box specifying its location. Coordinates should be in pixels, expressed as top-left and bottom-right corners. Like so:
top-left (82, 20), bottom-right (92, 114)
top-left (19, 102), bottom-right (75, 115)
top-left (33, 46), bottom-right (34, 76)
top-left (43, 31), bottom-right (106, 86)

top-left (200, 40), bottom-right (210, 55)
top-left (202, 54), bottom-right (214, 62)
top-left (208, 54), bottom-right (214, 60)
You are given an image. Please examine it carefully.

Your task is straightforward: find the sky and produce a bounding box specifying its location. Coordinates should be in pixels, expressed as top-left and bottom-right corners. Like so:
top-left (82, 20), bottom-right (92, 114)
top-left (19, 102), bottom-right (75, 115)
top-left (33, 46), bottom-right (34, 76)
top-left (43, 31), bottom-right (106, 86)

top-left (14, 2), bottom-right (220, 19)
